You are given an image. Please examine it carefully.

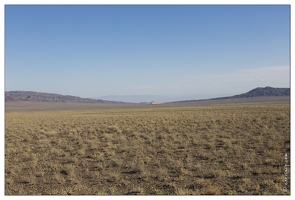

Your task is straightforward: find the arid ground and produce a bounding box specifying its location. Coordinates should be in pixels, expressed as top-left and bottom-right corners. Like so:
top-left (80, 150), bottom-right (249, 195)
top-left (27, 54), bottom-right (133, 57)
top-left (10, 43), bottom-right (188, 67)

top-left (5, 100), bottom-right (290, 195)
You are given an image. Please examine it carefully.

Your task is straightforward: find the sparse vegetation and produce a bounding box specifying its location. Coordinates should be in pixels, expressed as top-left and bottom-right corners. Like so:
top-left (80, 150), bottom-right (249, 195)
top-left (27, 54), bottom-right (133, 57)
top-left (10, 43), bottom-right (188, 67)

top-left (5, 103), bottom-right (290, 195)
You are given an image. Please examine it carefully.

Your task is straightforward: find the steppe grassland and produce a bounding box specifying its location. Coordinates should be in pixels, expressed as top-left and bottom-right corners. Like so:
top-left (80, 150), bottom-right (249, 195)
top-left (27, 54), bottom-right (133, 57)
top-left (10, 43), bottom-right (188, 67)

top-left (5, 103), bottom-right (290, 195)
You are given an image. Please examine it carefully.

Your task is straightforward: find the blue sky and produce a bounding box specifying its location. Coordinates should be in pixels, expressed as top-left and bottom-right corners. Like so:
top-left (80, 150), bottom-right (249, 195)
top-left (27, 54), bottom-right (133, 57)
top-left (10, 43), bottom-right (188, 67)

top-left (5, 5), bottom-right (290, 101)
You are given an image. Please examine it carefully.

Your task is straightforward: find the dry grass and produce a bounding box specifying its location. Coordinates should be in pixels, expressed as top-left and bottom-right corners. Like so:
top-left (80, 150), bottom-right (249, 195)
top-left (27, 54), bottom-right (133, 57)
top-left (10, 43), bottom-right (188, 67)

top-left (5, 103), bottom-right (290, 195)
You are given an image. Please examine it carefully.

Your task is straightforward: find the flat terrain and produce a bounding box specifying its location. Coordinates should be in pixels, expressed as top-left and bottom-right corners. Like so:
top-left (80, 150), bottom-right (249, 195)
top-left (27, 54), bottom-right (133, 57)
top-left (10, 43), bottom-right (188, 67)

top-left (5, 101), bottom-right (290, 195)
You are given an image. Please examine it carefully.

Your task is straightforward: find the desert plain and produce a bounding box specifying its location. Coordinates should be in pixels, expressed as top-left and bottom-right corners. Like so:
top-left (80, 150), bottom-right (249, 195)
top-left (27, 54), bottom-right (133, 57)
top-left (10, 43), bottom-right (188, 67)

top-left (5, 97), bottom-right (290, 195)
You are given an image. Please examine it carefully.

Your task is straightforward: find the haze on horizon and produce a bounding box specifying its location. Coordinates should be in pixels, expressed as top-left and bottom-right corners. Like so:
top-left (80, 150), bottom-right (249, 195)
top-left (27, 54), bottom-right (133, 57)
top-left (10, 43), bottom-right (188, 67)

top-left (5, 5), bottom-right (290, 102)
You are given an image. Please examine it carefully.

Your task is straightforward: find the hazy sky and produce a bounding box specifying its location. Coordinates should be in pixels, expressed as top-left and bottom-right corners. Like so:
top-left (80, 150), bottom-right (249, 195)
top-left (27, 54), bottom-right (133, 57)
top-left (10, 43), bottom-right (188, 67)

top-left (5, 5), bottom-right (290, 100)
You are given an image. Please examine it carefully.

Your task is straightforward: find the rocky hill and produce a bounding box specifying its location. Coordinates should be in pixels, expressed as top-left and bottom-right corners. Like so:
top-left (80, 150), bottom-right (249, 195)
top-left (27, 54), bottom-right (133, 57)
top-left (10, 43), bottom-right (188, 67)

top-left (170, 87), bottom-right (290, 104)
top-left (5, 91), bottom-right (116, 103)
top-left (215, 86), bottom-right (290, 100)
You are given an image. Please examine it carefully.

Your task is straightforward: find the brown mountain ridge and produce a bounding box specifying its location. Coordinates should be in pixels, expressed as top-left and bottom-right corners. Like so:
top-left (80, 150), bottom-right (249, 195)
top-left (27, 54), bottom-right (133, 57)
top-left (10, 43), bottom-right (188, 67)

top-left (5, 91), bottom-right (117, 103)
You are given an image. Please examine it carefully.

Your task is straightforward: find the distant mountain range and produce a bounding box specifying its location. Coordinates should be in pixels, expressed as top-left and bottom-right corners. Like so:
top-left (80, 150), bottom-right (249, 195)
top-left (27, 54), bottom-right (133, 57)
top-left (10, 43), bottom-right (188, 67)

top-left (97, 94), bottom-right (219, 103)
top-left (97, 95), bottom-right (176, 103)
top-left (5, 91), bottom-right (117, 103)
top-left (5, 87), bottom-right (290, 104)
